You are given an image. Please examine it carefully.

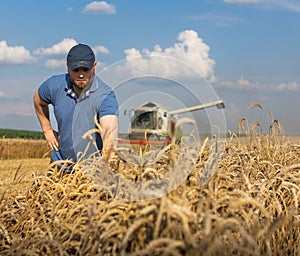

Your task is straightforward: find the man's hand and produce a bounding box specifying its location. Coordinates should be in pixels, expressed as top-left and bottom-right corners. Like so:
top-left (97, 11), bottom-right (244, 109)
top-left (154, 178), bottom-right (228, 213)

top-left (44, 129), bottom-right (59, 151)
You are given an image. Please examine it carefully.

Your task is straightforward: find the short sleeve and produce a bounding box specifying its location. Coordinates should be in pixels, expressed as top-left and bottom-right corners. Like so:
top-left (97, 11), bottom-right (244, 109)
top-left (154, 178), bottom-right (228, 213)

top-left (38, 80), bottom-right (52, 104)
top-left (98, 91), bottom-right (119, 118)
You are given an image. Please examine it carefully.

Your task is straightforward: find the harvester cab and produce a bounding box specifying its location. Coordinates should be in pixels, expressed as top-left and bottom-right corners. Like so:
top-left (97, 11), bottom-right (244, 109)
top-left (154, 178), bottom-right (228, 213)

top-left (118, 100), bottom-right (225, 147)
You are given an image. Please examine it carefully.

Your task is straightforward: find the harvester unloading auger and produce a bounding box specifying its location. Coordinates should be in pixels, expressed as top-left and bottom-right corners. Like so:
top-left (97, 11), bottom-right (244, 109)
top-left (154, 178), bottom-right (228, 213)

top-left (118, 100), bottom-right (225, 147)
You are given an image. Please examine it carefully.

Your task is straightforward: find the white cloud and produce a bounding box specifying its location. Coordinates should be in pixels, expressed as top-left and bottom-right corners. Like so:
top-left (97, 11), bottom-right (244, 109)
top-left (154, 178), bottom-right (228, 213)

top-left (33, 38), bottom-right (78, 56)
top-left (0, 41), bottom-right (35, 64)
top-left (82, 1), bottom-right (116, 15)
top-left (224, 0), bottom-right (300, 12)
top-left (217, 76), bottom-right (300, 94)
top-left (119, 30), bottom-right (215, 80)
top-left (277, 82), bottom-right (299, 91)
top-left (237, 75), bottom-right (252, 88)
top-left (34, 38), bottom-right (110, 56)
top-left (93, 45), bottom-right (110, 55)
top-left (273, 0), bottom-right (300, 12)
top-left (34, 40), bottom-right (110, 68)
top-left (45, 59), bottom-right (66, 69)
top-left (217, 80), bottom-right (235, 88)
top-left (216, 75), bottom-right (261, 90)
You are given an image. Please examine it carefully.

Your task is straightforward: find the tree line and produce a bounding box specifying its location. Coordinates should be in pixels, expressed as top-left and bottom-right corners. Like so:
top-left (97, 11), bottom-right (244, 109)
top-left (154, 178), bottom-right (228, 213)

top-left (0, 128), bottom-right (45, 140)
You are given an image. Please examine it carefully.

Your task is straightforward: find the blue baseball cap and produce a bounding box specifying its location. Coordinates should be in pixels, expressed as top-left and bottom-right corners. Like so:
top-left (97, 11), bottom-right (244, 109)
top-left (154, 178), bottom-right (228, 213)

top-left (67, 44), bottom-right (95, 70)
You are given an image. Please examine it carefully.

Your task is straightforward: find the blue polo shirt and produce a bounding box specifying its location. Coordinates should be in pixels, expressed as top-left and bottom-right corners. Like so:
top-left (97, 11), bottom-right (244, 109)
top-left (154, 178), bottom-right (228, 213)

top-left (38, 74), bottom-right (118, 161)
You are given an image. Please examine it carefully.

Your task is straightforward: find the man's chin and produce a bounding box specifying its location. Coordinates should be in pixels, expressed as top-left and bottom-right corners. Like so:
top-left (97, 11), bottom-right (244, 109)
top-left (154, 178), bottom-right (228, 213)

top-left (74, 82), bottom-right (88, 89)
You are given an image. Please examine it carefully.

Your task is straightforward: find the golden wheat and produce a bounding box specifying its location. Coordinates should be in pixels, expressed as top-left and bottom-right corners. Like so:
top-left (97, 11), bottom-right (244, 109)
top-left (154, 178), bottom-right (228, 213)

top-left (249, 103), bottom-right (263, 110)
top-left (0, 125), bottom-right (299, 255)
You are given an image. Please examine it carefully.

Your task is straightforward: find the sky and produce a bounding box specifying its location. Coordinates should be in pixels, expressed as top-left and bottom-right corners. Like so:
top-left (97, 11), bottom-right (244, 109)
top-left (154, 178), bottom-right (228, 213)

top-left (0, 0), bottom-right (299, 135)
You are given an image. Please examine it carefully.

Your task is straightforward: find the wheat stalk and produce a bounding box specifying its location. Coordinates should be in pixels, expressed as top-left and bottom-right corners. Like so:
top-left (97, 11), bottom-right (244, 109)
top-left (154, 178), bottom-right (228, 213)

top-left (249, 103), bottom-right (263, 110)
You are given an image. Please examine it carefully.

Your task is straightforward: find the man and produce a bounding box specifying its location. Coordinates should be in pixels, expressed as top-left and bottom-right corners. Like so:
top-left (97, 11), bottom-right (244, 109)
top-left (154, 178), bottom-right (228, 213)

top-left (34, 43), bottom-right (119, 164)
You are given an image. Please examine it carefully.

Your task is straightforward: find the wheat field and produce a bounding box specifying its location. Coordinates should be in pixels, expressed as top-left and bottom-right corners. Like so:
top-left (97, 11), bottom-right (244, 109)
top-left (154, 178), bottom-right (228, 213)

top-left (0, 129), bottom-right (299, 255)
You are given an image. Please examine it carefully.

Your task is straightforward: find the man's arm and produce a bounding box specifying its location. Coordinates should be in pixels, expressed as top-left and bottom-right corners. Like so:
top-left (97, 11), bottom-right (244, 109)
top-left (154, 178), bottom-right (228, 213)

top-left (33, 90), bottom-right (59, 150)
top-left (99, 115), bottom-right (119, 162)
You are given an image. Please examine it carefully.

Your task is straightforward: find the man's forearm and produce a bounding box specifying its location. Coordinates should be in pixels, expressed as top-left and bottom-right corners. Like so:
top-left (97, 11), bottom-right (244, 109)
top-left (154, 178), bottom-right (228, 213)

top-left (102, 127), bottom-right (118, 162)
top-left (33, 91), bottom-right (52, 131)
top-left (33, 91), bottom-right (59, 150)
top-left (100, 115), bottom-right (119, 162)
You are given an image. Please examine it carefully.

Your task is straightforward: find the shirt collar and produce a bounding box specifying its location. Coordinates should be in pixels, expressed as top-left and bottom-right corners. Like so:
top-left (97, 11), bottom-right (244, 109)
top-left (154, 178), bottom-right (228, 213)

top-left (65, 74), bottom-right (99, 100)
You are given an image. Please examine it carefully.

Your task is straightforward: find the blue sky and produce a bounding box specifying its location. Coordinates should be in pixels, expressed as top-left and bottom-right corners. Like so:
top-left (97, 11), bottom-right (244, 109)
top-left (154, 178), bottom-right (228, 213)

top-left (0, 0), bottom-right (299, 135)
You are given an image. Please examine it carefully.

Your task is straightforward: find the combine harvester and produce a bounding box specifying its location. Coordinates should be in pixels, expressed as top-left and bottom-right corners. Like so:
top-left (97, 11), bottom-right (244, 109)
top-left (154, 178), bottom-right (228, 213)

top-left (118, 100), bottom-right (225, 148)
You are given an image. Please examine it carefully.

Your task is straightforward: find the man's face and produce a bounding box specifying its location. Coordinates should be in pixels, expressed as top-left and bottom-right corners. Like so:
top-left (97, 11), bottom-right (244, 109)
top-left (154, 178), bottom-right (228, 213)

top-left (68, 63), bottom-right (96, 90)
